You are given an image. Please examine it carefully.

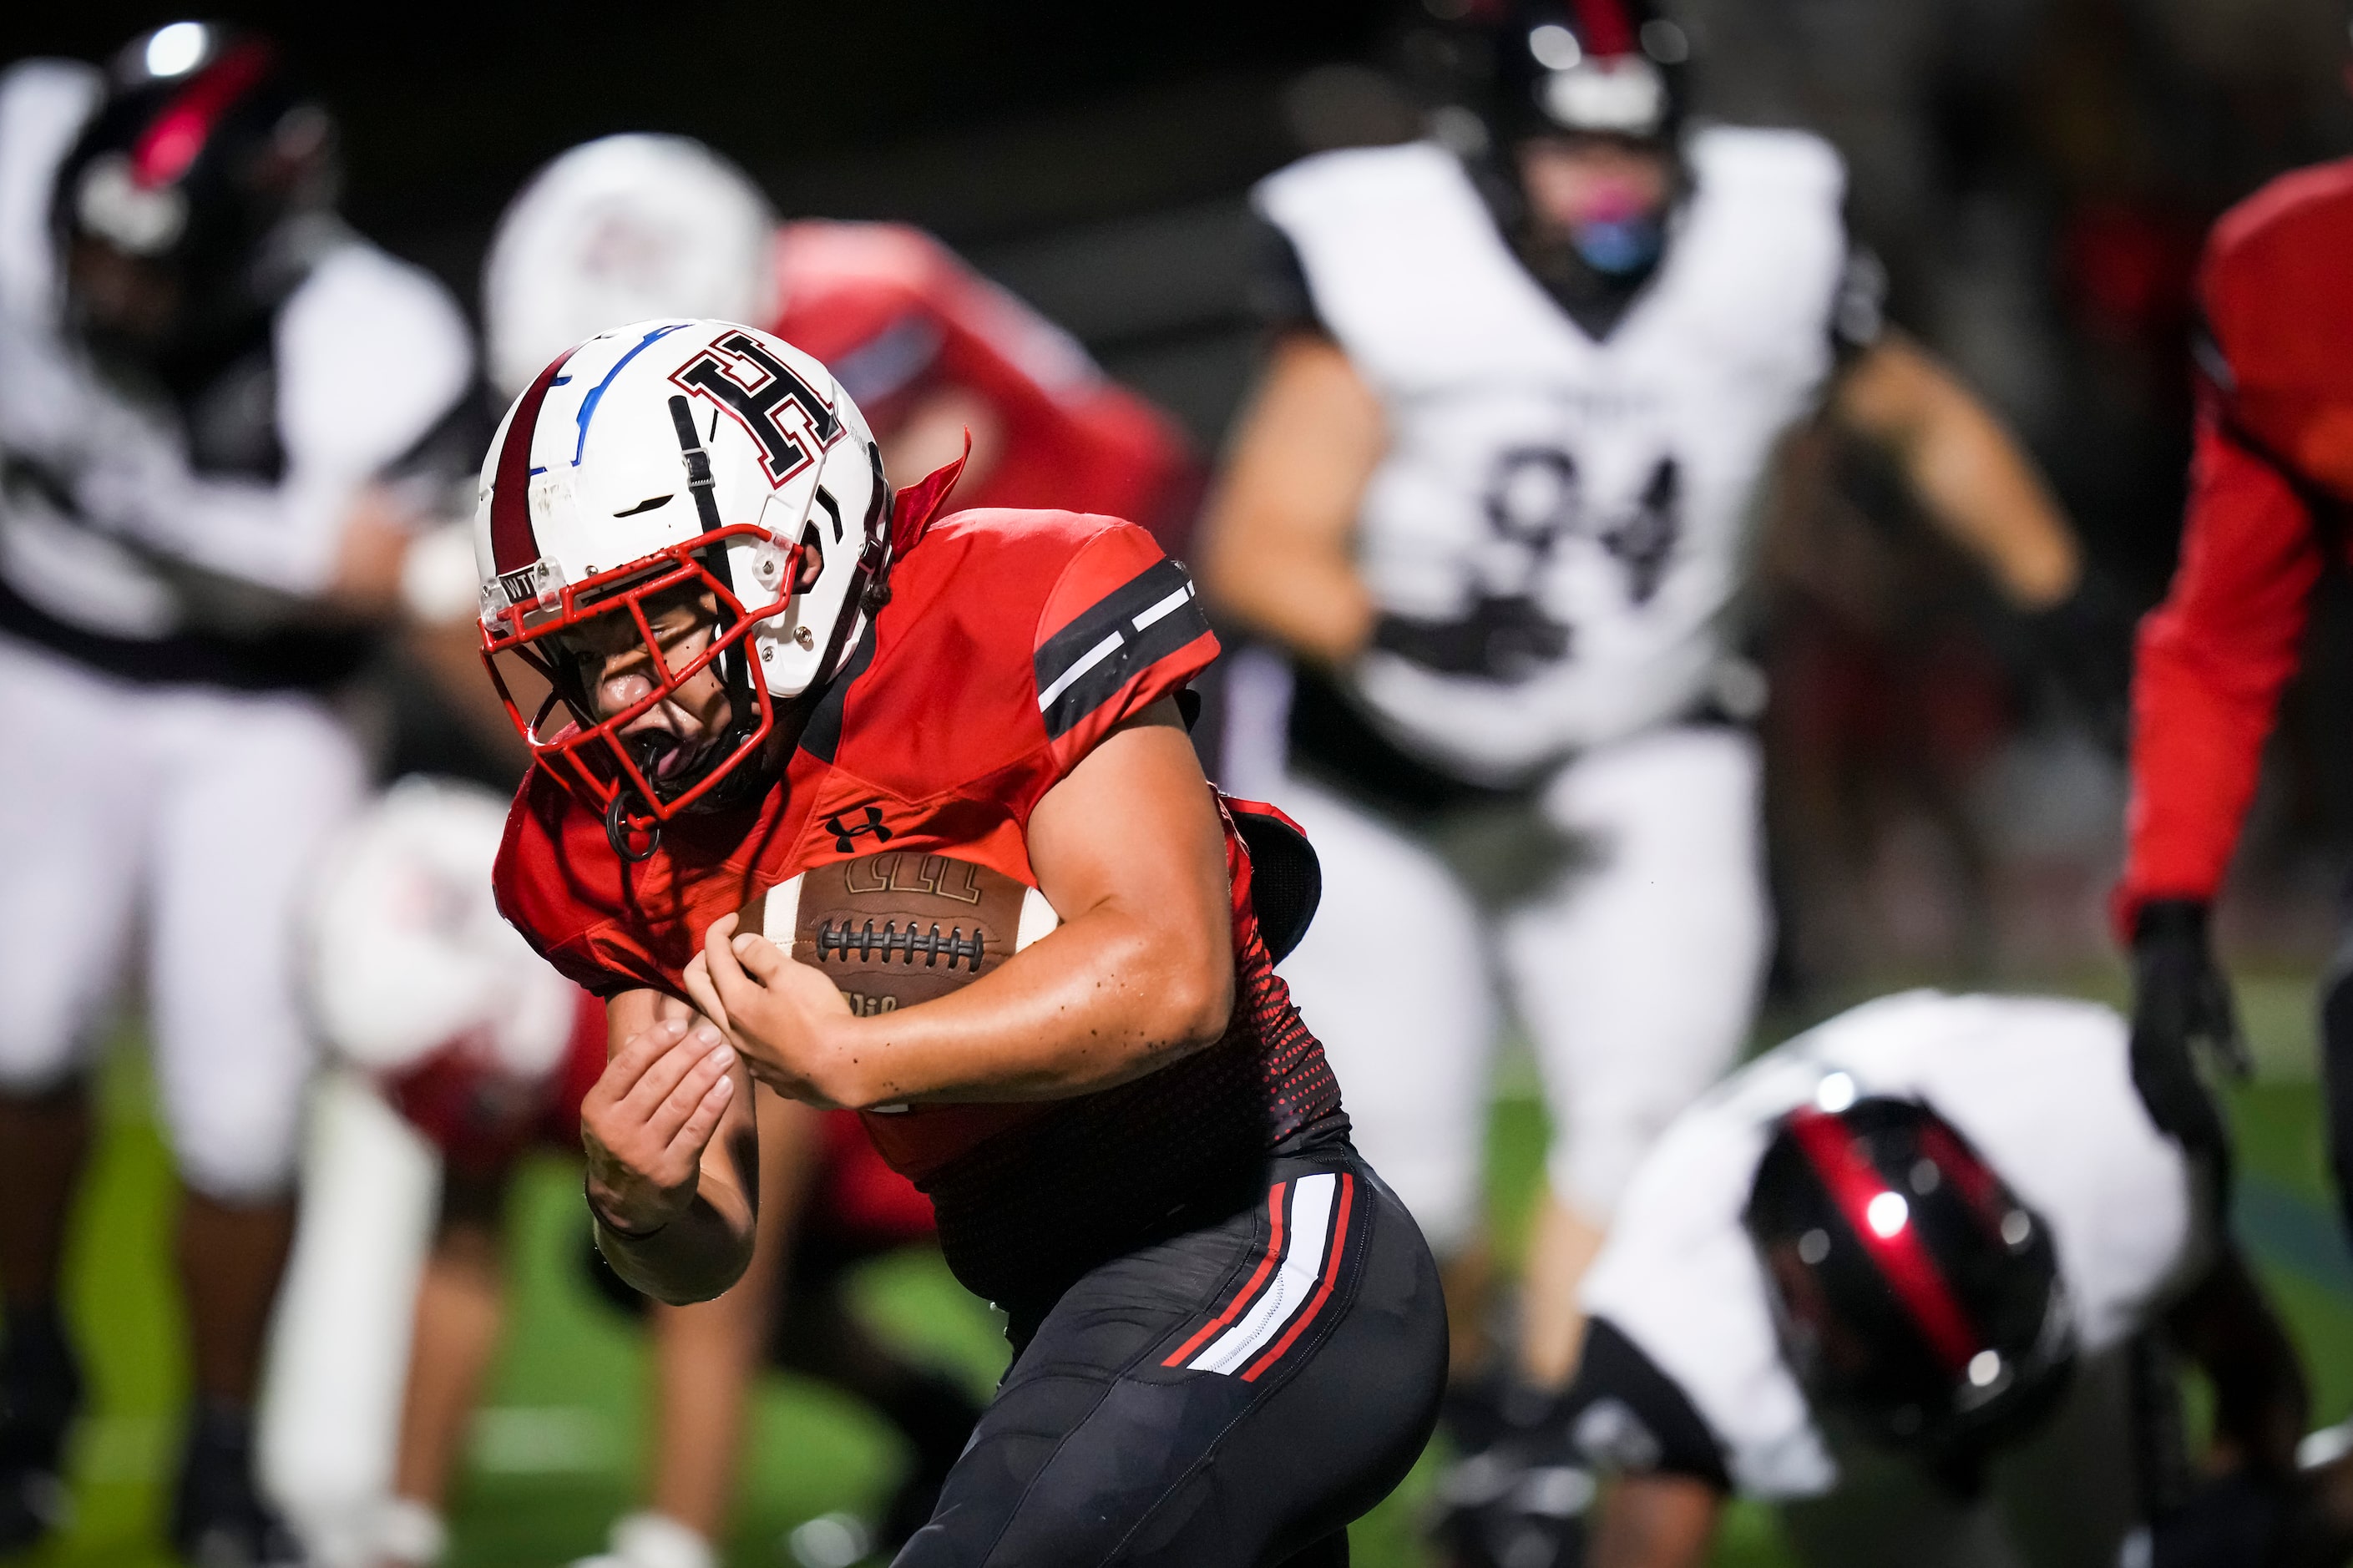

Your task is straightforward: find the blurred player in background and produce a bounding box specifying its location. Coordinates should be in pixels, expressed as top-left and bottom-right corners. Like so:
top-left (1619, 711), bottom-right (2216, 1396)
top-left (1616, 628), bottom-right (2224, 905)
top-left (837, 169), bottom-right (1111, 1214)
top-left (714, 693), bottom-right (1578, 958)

top-left (1196, 0), bottom-right (2099, 1547)
top-left (297, 780), bottom-right (979, 1568)
top-left (479, 318), bottom-right (1444, 1567)
top-left (2113, 144), bottom-right (2353, 1242)
top-left (482, 133), bottom-right (1197, 556)
top-left (0, 24), bottom-right (472, 1566)
top-left (1509, 990), bottom-right (2341, 1567)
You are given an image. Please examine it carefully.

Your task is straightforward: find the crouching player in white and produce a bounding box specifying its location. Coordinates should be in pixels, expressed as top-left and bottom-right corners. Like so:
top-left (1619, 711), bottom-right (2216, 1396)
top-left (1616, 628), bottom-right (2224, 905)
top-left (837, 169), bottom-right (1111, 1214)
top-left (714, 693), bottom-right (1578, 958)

top-left (1196, 0), bottom-right (2097, 1521)
top-left (1516, 991), bottom-right (2351, 1568)
top-left (0, 23), bottom-right (471, 1565)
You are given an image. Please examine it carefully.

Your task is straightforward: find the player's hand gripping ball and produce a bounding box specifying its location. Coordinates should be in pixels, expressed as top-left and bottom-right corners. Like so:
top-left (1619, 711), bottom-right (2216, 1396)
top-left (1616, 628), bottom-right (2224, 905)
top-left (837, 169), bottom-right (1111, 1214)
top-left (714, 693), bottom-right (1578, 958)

top-left (685, 849), bottom-right (1057, 1106)
top-left (580, 1004), bottom-right (739, 1236)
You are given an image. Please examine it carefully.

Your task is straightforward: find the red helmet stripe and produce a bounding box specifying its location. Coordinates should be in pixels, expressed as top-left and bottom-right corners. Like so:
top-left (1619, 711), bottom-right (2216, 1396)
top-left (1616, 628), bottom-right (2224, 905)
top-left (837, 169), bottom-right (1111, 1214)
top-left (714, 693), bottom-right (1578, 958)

top-left (1571, 0), bottom-right (1639, 57)
top-left (1786, 1108), bottom-right (1981, 1374)
top-left (132, 42), bottom-right (276, 190)
top-left (489, 353), bottom-right (573, 576)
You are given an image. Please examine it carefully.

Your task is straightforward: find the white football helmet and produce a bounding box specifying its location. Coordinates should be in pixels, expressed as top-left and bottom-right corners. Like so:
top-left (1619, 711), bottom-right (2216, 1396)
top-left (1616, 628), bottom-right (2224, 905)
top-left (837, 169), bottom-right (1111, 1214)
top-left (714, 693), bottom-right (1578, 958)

top-left (473, 317), bottom-right (888, 850)
top-left (306, 776), bottom-right (577, 1080)
top-left (482, 133), bottom-right (778, 401)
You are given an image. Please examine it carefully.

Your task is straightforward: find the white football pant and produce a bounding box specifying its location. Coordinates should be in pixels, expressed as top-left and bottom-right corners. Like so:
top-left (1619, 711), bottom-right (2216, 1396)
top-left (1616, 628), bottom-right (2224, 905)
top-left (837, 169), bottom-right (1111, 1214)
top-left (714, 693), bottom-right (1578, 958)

top-left (0, 634), bottom-right (362, 1200)
top-left (1270, 723), bottom-right (1770, 1255)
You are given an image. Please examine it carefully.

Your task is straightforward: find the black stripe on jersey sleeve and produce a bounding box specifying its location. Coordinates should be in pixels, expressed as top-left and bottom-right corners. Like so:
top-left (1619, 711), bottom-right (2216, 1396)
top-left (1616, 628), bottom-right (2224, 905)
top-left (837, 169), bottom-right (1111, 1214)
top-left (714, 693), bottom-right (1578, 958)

top-left (1035, 558), bottom-right (1210, 741)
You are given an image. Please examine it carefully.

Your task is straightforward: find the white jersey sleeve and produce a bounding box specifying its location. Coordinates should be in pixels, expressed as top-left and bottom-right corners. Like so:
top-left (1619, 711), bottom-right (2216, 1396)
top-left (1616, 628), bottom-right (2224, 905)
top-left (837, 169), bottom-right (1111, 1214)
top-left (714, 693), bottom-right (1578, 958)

top-left (66, 243), bottom-right (474, 598)
top-left (1579, 991), bottom-right (2202, 1500)
top-left (0, 61), bottom-right (98, 324)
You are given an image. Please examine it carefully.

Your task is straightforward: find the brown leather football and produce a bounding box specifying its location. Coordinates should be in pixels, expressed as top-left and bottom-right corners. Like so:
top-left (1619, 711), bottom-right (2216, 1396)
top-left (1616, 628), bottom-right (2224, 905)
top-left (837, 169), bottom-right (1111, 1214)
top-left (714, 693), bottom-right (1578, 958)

top-left (743, 851), bottom-right (1060, 1018)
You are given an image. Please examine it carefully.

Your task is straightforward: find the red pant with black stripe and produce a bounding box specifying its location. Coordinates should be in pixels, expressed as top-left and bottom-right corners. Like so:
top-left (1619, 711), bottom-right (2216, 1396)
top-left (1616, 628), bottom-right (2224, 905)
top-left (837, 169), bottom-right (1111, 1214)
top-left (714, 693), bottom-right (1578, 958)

top-left (895, 1134), bottom-right (1447, 1567)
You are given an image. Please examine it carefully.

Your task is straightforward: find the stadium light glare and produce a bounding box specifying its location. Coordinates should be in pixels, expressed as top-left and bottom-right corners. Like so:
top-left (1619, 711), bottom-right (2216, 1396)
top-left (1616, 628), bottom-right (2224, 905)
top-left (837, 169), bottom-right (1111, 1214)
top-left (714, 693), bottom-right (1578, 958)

top-left (145, 22), bottom-right (208, 78)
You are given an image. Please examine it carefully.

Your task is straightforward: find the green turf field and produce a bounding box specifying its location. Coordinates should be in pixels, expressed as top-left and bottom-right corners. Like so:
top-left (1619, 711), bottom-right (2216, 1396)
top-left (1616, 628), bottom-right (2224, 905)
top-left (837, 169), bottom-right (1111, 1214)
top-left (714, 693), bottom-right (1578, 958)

top-left (17, 971), bottom-right (2353, 1568)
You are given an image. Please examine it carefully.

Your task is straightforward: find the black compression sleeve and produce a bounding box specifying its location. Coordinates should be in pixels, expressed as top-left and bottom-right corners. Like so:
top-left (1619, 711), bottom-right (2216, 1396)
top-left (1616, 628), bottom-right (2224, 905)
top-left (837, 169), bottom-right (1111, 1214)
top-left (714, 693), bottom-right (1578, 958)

top-left (1563, 1317), bottom-right (1733, 1491)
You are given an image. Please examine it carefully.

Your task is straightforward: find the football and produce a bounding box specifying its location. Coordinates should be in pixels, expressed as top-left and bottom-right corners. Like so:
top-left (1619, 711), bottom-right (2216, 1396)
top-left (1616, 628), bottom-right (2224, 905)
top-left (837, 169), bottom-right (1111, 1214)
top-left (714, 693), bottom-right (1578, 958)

top-left (744, 850), bottom-right (1060, 1018)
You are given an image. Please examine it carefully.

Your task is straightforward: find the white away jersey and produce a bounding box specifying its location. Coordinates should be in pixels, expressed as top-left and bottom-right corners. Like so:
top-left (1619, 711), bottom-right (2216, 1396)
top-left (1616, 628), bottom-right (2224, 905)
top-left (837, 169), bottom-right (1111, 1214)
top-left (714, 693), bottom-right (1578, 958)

top-left (1253, 128), bottom-right (1849, 779)
top-left (0, 60), bottom-right (472, 663)
top-left (1579, 991), bottom-right (2200, 1500)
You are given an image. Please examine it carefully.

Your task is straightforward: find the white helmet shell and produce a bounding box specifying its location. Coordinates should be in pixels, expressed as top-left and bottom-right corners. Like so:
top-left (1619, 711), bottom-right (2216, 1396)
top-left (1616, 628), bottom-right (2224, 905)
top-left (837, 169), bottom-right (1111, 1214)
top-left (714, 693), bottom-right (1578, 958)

top-left (473, 317), bottom-right (885, 704)
top-left (483, 134), bottom-right (778, 401)
top-left (306, 776), bottom-right (577, 1080)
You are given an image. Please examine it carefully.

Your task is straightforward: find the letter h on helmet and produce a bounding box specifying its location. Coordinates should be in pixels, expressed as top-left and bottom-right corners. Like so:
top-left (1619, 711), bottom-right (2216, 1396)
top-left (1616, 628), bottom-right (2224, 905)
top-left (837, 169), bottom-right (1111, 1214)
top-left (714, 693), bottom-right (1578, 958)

top-left (473, 319), bottom-right (888, 857)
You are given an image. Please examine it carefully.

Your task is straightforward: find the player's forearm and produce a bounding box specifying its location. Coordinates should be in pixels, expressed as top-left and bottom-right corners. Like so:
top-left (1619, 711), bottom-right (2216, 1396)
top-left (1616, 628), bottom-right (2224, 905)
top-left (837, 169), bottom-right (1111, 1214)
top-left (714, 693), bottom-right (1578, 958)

top-left (802, 903), bottom-right (1235, 1108)
top-left (593, 1183), bottom-right (756, 1306)
top-left (1836, 337), bottom-right (2079, 609)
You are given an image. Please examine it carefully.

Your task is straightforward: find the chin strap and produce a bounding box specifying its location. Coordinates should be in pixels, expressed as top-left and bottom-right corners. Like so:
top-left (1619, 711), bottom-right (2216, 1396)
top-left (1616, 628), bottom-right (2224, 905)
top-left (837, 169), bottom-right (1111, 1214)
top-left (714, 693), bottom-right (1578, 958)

top-left (605, 787), bottom-right (660, 862)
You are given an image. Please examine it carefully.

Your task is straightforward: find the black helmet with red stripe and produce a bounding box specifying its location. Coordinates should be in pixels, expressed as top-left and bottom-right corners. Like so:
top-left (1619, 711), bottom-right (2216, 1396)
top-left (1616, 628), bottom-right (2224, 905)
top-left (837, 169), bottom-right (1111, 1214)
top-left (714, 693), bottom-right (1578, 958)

top-left (1425, 0), bottom-right (1693, 147)
top-left (53, 21), bottom-right (337, 370)
top-left (1743, 1095), bottom-right (2077, 1459)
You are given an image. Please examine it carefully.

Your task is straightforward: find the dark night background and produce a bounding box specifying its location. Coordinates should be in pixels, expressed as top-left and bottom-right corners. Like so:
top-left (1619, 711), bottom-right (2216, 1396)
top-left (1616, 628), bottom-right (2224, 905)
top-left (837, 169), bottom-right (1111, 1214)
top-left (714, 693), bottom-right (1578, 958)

top-left (0, 4), bottom-right (1389, 445)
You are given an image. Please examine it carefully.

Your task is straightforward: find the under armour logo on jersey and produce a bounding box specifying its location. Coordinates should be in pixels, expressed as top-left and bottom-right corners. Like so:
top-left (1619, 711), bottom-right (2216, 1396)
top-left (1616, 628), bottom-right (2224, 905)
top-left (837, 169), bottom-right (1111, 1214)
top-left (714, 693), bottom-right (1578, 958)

top-left (671, 331), bottom-right (842, 485)
top-left (823, 806), bottom-right (894, 853)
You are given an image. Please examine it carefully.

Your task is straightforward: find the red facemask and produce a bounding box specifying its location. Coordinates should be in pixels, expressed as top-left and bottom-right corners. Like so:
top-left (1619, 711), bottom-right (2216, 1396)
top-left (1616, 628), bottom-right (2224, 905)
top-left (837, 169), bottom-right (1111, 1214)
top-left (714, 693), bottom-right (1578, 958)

top-left (479, 526), bottom-right (802, 857)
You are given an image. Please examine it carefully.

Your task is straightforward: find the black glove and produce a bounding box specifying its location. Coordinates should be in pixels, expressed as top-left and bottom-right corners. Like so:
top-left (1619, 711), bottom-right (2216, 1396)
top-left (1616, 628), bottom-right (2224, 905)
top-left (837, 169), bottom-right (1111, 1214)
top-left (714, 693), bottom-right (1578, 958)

top-left (1429, 1374), bottom-right (1590, 1568)
top-left (1373, 594), bottom-right (1571, 684)
top-left (2131, 899), bottom-right (2249, 1193)
top-left (2018, 569), bottom-right (2137, 755)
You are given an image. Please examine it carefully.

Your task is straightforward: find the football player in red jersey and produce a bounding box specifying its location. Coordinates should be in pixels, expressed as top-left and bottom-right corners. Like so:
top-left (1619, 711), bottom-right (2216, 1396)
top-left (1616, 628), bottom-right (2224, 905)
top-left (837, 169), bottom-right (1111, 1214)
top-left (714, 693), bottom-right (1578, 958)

top-left (2114, 155), bottom-right (2353, 1220)
top-left (482, 134), bottom-right (1198, 555)
top-left (476, 318), bottom-right (1446, 1567)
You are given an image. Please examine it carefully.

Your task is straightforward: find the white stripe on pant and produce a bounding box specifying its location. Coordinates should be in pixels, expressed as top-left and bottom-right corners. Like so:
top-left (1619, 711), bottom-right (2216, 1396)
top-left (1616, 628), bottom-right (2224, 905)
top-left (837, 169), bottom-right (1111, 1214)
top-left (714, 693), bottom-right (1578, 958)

top-left (1189, 1172), bottom-right (1339, 1375)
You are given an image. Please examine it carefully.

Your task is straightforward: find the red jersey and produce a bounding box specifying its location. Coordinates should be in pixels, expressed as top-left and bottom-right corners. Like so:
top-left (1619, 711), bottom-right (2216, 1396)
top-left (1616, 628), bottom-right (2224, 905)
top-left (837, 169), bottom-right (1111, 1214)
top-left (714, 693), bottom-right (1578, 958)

top-left (2117, 159), bottom-right (2353, 935)
top-left (771, 222), bottom-right (1199, 552)
top-left (492, 504), bottom-right (1343, 1302)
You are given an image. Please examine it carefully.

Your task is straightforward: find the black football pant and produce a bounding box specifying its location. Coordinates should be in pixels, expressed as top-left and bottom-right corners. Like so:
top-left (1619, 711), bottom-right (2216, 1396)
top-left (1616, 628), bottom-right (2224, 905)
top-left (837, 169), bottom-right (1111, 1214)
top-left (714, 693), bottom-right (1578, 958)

top-left (893, 1141), bottom-right (1447, 1568)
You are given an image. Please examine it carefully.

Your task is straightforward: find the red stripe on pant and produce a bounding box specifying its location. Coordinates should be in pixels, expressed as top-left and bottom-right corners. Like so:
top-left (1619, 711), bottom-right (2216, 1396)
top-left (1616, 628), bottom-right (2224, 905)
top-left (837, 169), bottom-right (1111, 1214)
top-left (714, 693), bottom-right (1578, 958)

top-left (1162, 1180), bottom-right (1289, 1368)
top-left (1241, 1174), bottom-right (1354, 1383)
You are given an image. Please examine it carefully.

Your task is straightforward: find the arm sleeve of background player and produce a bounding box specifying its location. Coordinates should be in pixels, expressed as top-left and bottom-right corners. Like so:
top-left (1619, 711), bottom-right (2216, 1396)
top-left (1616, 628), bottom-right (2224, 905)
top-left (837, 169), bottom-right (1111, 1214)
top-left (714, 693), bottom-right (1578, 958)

top-left (909, 232), bottom-right (1101, 413)
top-left (1244, 216), bottom-right (1332, 339)
top-left (817, 230), bottom-right (1101, 424)
top-left (1030, 522), bottom-right (1219, 789)
top-left (2115, 397), bottom-right (2325, 933)
top-left (1566, 1318), bottom-right (1734, 1490)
